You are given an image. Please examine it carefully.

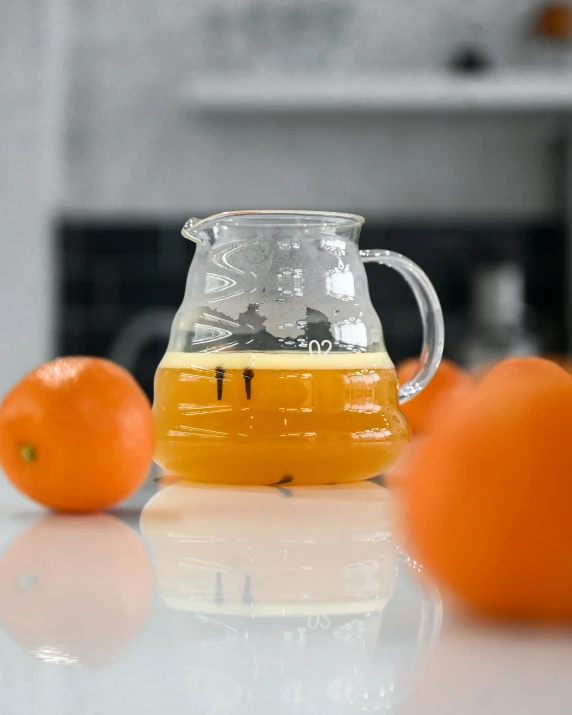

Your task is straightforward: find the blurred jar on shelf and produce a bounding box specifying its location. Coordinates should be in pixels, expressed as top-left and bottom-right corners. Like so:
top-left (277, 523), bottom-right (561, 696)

top-left (461, 261), bottom-right (544, 376)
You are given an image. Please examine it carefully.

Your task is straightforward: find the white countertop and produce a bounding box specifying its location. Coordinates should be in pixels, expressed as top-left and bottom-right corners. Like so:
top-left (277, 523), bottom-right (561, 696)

top-left (0, 476), bottom-right (570, 715)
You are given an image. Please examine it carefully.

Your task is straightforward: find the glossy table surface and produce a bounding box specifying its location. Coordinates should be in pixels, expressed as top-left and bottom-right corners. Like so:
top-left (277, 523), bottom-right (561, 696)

top-left (0, 476), bottom-right (570, 715)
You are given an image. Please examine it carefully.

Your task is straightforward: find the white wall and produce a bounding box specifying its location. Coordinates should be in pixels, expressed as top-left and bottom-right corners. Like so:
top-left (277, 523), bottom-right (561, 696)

top-left (0, 1), bottom-right (63, 395)
top-left (60, 0), bottom-right (562, 220)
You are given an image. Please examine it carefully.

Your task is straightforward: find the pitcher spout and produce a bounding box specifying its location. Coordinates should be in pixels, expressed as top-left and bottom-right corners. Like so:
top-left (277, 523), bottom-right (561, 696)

top-left (181, 217), bottom-right (206, 245)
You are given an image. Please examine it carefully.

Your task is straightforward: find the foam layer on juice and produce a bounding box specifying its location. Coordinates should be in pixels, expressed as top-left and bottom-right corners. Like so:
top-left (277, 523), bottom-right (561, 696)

top-left (159, 350), bottom-right (394, 370)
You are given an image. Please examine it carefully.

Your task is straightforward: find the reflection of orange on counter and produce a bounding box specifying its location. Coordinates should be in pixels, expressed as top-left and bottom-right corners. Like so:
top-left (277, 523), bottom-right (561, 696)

top-left (0, 515), bottom-right (154, 668)
top-left (140, 481), bottom-right (400, 617)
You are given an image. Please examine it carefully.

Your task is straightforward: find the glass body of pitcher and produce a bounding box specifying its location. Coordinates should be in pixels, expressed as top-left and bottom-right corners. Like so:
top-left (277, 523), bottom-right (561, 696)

top-left (153, 211), bottom-right (444, 485)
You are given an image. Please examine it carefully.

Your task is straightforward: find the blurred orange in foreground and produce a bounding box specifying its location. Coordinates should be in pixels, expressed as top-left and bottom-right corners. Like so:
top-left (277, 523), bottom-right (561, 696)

top-left (0, 357), bottom-right (155, 512)
top-left (403, 356), bottom-right (572, 620)
top-left (478, 355), bottom-right (572, 392)
top-left (0, 514), bottom-right (154, 667)
top-left (397, 358), bottom-right (473, 434)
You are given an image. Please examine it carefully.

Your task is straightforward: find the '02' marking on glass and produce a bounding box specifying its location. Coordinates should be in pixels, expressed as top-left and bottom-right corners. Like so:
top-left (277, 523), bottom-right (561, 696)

top-left (308, 340), bottom-right (332, 356)
top-left (308, 614), bottom-right (331, 630)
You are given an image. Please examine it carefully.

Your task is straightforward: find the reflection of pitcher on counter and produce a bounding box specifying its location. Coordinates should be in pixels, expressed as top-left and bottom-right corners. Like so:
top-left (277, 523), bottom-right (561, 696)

top-left (153, 211), bottom-right (444, 484)
top-left (141, 481), bottom-right (399, 616)
top-left (141, 482), bottom-right (396, 709)
top-left (140, 481), bottom-right (441, 712)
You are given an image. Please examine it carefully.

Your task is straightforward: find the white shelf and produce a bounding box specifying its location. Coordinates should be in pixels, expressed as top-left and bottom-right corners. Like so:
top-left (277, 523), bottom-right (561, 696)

top-left (183, 72), bottom-right (572, 114)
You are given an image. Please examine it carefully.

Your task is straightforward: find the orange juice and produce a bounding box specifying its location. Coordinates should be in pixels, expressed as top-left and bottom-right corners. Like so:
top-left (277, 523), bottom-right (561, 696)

top-left (153, 352), bottom-right (410, 485)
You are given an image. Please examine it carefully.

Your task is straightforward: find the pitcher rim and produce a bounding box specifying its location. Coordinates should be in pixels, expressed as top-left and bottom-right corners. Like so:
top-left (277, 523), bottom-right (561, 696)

top-left (181, 210), bottom-right (365, 243)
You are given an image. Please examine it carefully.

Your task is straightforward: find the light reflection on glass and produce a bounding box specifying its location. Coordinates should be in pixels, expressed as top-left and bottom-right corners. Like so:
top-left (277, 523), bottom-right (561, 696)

top-left (212, 241), bottom-right (247, 276)
top-left (278, 431), bottom-right (318, 440)
top-left (326, 267), bottom-right (355, 300)
top-left (202, 312), bottom-right (240, 328)
top-left (204, 273), bottom-right (237, 294)
top-left (206, 289), bottom-right (245, 305)
top-left (167, 426), bottom-right (228, 439)
top-left (180, 371), bottom-right (213, 382)
top-left (178, 403), bottom-right (233, 416)
top-left (351, 428), bottom-right (393, 441)
top-left (190, 323), bottom-right (233, 344)
top-left (334, 318), bottom-right (368, 346)
top-left (320, 237), bottom-right (347, 254)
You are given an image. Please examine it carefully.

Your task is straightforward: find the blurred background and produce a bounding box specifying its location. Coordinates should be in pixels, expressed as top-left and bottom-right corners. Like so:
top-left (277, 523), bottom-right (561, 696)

top-left (2, 0), bottom-right (572, 399)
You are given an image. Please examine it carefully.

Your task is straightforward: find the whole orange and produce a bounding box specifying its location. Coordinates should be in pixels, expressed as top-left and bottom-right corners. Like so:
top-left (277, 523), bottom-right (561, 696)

top-left (0, 357), bottom-right (155, 512)
top-left (403, 356), bottom-right (572, 620)
top-left (397, 358), bottom-right (473, 434)
top-left (0, 514), bottom-right (154, 667)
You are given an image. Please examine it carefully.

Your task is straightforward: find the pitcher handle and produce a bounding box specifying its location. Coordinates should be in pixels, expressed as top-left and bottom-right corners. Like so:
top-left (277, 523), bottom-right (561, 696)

top-left (360, 249), bottom-right (445, 404)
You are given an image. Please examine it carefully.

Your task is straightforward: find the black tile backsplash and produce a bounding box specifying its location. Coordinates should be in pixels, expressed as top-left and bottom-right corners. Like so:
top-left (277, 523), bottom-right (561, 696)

top-left (57, 218), bottom-right (566, 399)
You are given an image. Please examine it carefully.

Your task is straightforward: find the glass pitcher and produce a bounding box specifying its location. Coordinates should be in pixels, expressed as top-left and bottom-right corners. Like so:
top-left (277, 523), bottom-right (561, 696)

top-left (153, 210), bottom-right (444, 485)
